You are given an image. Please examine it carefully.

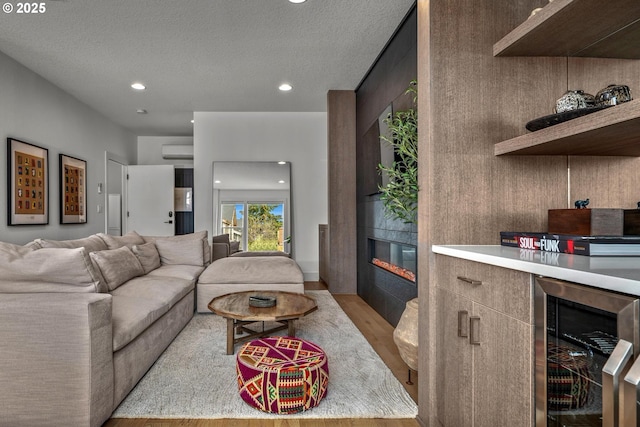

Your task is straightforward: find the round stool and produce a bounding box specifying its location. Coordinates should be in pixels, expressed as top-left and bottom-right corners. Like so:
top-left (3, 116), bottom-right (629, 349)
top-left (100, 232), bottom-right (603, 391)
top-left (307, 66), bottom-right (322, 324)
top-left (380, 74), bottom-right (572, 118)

top-left (236, 336), bottom-right (329, 414)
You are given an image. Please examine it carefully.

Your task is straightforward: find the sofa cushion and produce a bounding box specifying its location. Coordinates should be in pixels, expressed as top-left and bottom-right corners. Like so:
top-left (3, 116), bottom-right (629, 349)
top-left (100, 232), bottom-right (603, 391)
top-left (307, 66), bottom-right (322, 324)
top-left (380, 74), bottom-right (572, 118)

top-left (36, 235), bottom-right (108, 252)
top-left (112, 275), bottom-right (194, 310)
top-left (110, 276), bottom-right (193, 350)
top-left (145, 264), bottom-right (205, 283)
top-left (97, 231), bottom-right (144, 249)
top-left (199, 256), bottom-right (303, 284)
top-left (0, 243), bottom-right (105, 293)
top-left (90, 247), bottom-right (144, 291)
top-left (143, 231), bottom-right (209, 266)
top-left (132, 243), bottom-right (161, 274)
top-left (110, 295), bottom-right (167, 351)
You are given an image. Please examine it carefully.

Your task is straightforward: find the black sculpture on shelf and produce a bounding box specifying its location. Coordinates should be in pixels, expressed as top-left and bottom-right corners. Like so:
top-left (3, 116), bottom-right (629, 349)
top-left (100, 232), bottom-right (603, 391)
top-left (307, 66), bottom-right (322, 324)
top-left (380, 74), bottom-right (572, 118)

top-left (637, 201), bottom-right (640, 209)
top-left (574, 198), bottom-right (590, 209)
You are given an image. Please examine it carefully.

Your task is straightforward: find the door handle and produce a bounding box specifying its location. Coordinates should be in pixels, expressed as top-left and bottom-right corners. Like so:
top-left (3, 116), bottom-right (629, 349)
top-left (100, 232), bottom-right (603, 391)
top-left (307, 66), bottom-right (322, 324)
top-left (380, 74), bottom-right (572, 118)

top-left (603, 339), bottom-right (633, 427)
top-left (457, 310), bottom-right (469, 338)
top-left (622, 351), bottom-right (640, 426)
top-left (164, 220), bottom-right (173, 224)
top-left (469, 316), bottom-right (481, 345)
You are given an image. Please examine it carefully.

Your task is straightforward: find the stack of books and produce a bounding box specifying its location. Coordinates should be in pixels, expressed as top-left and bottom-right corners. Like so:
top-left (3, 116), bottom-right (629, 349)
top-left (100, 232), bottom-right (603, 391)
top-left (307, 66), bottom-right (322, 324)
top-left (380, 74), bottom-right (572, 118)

top-left (500, 231), bottom-right (640, 256)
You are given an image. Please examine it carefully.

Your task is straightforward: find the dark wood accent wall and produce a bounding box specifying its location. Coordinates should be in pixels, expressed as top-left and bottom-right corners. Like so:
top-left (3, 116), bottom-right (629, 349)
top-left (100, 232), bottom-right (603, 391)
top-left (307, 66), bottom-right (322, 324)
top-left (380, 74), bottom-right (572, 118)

top-left (355, 6), bottom-right (418, 326)
top-left (327, 90), bottom-right (357, 294)
top-left (417, 0), bottom-right (640, 425)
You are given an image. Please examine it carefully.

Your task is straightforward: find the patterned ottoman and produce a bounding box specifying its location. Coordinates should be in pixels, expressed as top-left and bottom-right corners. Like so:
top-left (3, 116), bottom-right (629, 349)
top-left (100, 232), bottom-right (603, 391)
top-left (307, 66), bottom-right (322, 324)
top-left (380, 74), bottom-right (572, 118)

top-left (236, 336), bottom-right (329, 414)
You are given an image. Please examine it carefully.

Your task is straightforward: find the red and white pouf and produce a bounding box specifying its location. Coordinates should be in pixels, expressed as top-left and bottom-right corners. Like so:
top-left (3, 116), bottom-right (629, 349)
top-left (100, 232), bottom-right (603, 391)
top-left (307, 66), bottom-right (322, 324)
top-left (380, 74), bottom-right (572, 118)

top-left (236, 336), bottom-right (329, 414)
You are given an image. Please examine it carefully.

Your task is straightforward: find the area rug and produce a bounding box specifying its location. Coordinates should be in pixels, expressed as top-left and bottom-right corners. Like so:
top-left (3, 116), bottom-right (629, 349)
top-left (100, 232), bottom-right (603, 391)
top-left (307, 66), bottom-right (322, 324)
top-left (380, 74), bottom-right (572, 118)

top-left (111, 290), bottom-right (418, 419)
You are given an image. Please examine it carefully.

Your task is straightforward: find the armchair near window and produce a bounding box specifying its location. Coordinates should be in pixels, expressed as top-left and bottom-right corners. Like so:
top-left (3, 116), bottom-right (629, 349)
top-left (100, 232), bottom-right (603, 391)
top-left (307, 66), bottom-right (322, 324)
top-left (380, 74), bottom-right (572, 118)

top-left (211, 234), bottom-right (241, 261)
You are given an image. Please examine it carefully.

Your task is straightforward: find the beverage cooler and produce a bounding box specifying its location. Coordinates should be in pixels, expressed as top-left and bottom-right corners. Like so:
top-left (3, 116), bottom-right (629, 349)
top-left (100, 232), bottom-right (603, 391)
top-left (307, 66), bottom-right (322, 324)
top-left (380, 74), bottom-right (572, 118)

top-left (535, 277), bottom-right (640, 427)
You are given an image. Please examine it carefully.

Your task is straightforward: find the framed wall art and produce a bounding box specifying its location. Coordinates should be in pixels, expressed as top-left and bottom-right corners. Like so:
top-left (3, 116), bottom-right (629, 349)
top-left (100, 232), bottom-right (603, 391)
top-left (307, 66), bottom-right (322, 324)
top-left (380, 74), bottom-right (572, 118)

top-left (60, 154), bottom-right (87, 224)
top-left (7, 138), bottom-right (49, 225)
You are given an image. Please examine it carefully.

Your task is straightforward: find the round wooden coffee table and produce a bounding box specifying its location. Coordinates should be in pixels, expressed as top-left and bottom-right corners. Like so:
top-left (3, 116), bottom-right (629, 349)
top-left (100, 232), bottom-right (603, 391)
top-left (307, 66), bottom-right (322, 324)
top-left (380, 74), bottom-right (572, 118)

top-left (208, 290), bottom-right (318, 354)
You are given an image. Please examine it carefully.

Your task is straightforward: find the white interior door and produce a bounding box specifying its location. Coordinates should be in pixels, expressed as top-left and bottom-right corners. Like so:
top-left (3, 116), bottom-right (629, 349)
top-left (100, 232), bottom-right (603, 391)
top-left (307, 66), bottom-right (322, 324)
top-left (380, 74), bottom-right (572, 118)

top-left (127, 165), bottom-right (175, 236)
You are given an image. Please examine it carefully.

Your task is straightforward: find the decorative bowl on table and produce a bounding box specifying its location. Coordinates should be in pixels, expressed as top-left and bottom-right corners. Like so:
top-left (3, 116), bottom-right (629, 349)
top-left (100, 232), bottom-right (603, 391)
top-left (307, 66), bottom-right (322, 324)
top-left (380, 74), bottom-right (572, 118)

top-left (249, 295), bottom-right (277, 308)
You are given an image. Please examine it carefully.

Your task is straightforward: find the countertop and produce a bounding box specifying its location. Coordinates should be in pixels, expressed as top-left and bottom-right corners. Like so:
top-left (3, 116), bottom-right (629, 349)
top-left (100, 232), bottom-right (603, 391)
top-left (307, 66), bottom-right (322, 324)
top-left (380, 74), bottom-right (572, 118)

top-left (432, 245), bottom-right (640, 297)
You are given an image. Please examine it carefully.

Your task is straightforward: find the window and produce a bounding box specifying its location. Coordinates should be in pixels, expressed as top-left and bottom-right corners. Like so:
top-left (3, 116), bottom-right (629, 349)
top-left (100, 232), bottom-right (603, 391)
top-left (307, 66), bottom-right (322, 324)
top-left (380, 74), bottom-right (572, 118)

top-left (220, 202), bottom-right (285, 252)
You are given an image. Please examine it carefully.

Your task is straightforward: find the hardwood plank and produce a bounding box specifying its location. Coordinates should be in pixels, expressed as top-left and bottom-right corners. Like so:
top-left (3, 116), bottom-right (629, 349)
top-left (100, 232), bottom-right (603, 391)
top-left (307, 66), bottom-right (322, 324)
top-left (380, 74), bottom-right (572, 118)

top-left (103, 283), bottom-right (418, 427)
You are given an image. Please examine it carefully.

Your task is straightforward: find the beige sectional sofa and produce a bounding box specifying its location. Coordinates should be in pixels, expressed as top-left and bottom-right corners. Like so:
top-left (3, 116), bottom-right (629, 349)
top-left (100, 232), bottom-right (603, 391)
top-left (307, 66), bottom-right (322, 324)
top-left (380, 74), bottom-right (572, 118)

top-left (0, 230), bottom-right (210, 427)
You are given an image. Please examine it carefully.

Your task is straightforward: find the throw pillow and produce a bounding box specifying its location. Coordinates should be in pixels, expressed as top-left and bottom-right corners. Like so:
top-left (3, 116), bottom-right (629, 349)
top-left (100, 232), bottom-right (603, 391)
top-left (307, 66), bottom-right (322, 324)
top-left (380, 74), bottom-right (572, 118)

top-left (97, 231), bottom-right (144, 249)
top-left (132, 242), bottom-right (161, 274)
top-left (153, 238), bottom-right (204, 266)
top-left (36, 234), bottom-right (109, 252)
top-left (0, 243), bottom-right (105, 293)
top-left (90, 246), bottom-right (145, 291)
top-left (143, 230), bottom-right (208, 266)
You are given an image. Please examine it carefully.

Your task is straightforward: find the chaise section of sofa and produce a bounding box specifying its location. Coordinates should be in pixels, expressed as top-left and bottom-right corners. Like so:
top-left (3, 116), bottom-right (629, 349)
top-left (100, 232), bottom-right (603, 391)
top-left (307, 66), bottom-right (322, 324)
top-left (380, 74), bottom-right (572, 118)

top-left (0, 230), bottom-right (210, 427)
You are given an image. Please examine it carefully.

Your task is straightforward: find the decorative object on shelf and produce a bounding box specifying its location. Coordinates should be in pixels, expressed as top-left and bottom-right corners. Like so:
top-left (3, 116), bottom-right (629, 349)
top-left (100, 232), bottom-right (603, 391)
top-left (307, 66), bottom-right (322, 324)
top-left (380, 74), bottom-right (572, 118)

top-left (528, 7), bottom-right (543, 18)
top-left (574, 198), bottom-right (590, 209)
top-left (554, 90), bottom-right (595, 113)
top-left (525, 105), bottom-right (611, 131)
top-left (624, 208), bottom-right (640, 235)
top-left (378, 80), bottom-right (418, 224)
top-left (248, 295), bottom-right (277, 308)
top-left (596, 84), bottom-right (632, 107)
top-left (393, 298), bottom-right (418, 384)
top-left (59, 154), bottom-right (87, 224)
top-left (548, 208), bottom-right (624, 236)
top-left (7, 137), bottom-right (49, 226)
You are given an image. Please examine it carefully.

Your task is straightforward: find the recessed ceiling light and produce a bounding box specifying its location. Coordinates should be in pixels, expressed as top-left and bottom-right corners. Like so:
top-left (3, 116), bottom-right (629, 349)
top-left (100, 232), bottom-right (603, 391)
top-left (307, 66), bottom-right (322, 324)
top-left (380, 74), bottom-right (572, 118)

top-left (214, 180), bottom-right (221, 184)
top-left (131, 82), bottom-right (146, 90)
top-left (278, 180), bottom-right (286, 184)
top-left (191, 119), bottom-right (194, 124)
top-left (289, 0), bottom-right (306, 3)
top-left (136, 109), bottom-right (147, 114)
top-left (279, 83), bottom-right (293, 92)
top-left (277, 161), bottom-right (287, 165)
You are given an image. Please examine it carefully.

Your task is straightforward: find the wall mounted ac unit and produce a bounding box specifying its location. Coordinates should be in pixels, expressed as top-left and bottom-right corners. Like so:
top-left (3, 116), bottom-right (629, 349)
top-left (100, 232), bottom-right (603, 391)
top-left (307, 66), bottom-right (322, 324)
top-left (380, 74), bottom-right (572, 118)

top-left (161, 144), bottom-right (193, 159)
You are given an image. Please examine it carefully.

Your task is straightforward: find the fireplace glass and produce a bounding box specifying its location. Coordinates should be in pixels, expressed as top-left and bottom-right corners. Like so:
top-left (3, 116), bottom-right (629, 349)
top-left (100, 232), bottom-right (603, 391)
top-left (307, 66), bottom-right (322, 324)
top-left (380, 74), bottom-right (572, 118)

top-left (369, 239), bottom-right (416, 282)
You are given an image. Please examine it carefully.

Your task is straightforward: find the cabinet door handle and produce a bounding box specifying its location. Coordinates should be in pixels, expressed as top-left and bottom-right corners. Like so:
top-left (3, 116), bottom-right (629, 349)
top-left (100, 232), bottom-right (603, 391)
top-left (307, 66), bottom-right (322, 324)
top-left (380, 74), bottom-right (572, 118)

top-left (603, 339), bottom-right (633, 427)
top-left (457, 276), bottom-right (482, 286)
top-left (457, 310), bottom-right (469, 338)
top-left (622, 349), bottom-right (640, 426)
top-left (469, 316), bottom-right (481, 345)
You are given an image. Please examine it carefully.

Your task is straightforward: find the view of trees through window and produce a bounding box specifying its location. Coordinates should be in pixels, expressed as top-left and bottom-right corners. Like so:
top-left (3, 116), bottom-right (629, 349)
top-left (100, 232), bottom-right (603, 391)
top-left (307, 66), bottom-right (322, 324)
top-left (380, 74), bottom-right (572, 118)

top-left (220, 202), bottom-right (284, 252)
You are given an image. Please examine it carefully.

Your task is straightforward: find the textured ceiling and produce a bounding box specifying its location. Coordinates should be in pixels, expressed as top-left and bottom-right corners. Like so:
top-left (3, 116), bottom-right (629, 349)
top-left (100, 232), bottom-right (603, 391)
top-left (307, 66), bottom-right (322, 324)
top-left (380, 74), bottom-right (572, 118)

top-left (0, 0), bottom-right (415, 136)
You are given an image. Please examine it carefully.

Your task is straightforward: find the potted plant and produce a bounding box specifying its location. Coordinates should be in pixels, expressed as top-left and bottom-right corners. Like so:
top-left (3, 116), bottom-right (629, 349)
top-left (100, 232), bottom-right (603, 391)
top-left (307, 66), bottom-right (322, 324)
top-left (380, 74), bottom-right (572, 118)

top-left (378, 80), bottom-right (418, 224)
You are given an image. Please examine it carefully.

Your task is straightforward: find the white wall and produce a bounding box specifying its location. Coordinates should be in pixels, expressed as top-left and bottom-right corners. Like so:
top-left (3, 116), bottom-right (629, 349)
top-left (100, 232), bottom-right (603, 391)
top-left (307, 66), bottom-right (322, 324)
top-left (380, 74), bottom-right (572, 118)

top-left (194, 112), bottom-right (328, 280)
top-left (0, 51), bottom-right (137, 245)
top-left (137, 136), bottom-right (193, 166)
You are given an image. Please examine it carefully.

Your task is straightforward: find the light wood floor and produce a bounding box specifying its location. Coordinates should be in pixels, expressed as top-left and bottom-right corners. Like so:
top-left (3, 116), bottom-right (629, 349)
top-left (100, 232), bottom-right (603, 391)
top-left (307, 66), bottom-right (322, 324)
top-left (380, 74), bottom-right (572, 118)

top-left (104, 282), bottom-right (419, 427)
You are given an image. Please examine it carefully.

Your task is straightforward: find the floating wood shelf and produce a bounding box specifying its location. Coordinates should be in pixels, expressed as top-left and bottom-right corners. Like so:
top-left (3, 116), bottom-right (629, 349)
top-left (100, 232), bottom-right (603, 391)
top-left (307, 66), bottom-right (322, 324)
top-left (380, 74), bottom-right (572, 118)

top-left (494, 0), bottom-right (640, 58)
top-left (494, 99), bottom-right (640, 156)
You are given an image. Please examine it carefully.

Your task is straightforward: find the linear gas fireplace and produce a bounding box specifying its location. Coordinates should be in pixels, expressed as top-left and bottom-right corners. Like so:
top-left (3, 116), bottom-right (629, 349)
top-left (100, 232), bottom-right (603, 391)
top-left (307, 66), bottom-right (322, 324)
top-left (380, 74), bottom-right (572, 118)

top-left (369, 239), bottom-right (416, 283)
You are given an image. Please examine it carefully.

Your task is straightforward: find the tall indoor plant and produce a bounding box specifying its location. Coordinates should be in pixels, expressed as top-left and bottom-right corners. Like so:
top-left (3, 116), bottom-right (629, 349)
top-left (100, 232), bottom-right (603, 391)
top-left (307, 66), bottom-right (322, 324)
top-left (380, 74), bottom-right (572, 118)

top-left (378, 80), bottom-right (418, 224)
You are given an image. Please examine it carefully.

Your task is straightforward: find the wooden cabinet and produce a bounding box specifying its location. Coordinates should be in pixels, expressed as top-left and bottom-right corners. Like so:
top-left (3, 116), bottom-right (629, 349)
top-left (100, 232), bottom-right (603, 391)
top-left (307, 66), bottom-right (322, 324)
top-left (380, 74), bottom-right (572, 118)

top-left (435, 255), bottom-right (534, 427)
top-left (492, 0), bottom-right (640, 157)
top-left (318, 224), bottom-right (329, 285)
